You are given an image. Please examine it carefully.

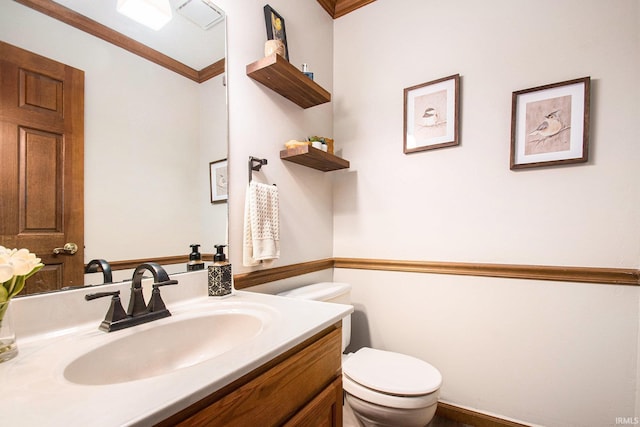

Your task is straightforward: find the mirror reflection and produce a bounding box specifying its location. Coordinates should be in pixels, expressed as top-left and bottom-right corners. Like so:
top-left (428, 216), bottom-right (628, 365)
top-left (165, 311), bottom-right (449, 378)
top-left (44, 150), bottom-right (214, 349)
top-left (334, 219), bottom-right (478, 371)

top-left (0, 0), bottom-right (228, 295)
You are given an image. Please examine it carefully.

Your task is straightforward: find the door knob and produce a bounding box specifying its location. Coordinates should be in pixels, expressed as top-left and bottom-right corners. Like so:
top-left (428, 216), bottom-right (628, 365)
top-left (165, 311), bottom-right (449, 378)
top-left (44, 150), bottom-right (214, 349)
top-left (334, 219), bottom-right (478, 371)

top-left (53, 242), bottom-right (78, 255)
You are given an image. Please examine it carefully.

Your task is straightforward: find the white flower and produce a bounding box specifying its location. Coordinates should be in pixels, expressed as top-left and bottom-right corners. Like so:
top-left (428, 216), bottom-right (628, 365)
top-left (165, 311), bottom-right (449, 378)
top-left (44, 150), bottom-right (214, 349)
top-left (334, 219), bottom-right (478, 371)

top-left (0, 247), bottom-right (44, 303)
top-left (0, 248), bottom-right (15, 283)
top-left (11, 249), bottom-right (41, 276)
top-left (0, 246), bottom-right (13, 261)
top-left (0, 248), bottom-right (41, 278)
top-left (0, 264), bottom-right (13, 283)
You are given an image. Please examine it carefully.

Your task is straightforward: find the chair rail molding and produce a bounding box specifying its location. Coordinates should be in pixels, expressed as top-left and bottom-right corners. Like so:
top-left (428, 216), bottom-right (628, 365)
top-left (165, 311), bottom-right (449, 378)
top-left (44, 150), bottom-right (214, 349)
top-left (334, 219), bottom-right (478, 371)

top-left (333, 258), bottom-right (640, 286)
top-left (233, 258), bottom-right (640, 289)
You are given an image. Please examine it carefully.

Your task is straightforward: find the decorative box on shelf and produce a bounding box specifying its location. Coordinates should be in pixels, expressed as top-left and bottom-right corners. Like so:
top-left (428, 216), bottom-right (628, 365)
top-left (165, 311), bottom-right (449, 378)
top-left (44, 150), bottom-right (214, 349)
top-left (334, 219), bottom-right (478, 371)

top-left (280, 145), bottom-right (349, 172)
top-left (246, 54), bottom-right (331, 109)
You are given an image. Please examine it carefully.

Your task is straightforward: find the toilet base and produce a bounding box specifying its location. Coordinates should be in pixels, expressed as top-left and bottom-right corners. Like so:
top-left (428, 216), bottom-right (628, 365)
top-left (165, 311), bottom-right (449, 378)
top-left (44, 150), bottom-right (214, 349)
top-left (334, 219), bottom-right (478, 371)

top-left (345, 392), bottom-right (437, 427)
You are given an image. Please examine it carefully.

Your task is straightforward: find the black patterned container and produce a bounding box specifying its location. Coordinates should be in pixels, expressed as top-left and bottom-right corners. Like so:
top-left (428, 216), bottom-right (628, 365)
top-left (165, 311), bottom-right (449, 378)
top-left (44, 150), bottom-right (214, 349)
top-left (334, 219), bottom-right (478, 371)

top-left (208, 263), bottom-right (232, 297)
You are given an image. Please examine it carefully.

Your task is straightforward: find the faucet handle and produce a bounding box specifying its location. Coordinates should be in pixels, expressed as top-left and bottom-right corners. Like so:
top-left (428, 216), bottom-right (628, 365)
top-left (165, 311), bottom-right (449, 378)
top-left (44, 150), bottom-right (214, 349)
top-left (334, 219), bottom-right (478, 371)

top-left (85, 291), bottom-right (128, 332)
top-left (147, 280), bottom-right (178, 313)
top-left (155, 279), bottom-right (178, 287)
top-left (85, 290), bottom-right (119, 300)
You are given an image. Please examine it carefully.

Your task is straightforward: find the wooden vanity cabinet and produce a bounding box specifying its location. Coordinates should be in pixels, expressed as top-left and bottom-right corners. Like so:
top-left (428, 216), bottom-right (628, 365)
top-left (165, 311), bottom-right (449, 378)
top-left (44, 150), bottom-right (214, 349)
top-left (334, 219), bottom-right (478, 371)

top-left (157, 324), bottom-right (343, 427)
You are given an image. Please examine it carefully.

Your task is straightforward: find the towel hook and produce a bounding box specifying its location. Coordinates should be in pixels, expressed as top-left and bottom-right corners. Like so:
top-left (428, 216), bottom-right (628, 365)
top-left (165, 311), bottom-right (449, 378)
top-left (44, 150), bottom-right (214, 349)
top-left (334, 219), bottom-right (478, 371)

top-left (249, 156), bottom-right (268, 183)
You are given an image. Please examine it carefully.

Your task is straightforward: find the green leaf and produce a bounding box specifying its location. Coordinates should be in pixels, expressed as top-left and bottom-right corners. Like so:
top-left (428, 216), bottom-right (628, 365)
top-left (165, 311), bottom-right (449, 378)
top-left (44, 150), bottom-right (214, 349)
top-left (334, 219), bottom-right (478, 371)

top-left (10, 276), bottom-right (26, 299)
top-left (0, 285), bottom-right (8, 304)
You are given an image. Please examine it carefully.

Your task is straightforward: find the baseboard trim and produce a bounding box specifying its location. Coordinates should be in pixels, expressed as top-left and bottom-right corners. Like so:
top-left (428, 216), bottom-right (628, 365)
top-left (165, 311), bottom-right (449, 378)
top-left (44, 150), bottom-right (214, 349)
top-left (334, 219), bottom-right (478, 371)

top-left (436, 402), bottom-right (530, 427)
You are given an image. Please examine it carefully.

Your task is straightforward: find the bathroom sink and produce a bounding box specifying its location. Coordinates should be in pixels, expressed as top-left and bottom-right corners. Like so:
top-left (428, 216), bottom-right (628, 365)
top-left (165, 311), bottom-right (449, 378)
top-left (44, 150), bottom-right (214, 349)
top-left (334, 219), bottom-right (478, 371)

top-left (63, 310), bottom-right (266, 385)
top-left (3, 290), bottom-right (353, 427)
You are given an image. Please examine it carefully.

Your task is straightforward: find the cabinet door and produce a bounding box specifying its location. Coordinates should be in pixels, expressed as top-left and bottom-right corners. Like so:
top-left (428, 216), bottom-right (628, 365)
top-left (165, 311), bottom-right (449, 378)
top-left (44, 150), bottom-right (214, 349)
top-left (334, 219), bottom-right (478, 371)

top-left (284, 376), bottom-right (343, 427)
top-left (167, 327), bottom-right (342, 427)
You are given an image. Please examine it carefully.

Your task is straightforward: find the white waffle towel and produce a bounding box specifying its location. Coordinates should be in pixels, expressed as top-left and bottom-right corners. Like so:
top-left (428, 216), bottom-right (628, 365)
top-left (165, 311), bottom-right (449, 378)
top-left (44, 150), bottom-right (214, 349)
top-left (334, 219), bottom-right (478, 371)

top-left (243, 181), bottom-right (280, 266)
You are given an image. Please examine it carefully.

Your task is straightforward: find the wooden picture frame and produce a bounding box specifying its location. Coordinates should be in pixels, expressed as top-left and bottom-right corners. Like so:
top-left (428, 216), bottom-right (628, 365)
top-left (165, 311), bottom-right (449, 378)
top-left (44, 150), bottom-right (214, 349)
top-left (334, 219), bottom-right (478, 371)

top-left (510, 77), bottom-right (590, 169)
top-left (210, 159), bottom-right (228, 203)
top-left (404, 74), bottom-right (460, 154)
top-left (264, 5), bottom-right (289, 61)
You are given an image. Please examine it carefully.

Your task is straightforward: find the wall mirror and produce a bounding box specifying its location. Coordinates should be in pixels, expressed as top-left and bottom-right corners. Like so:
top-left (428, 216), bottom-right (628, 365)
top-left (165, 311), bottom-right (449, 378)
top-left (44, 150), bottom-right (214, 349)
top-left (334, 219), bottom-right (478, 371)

top-left (0, 0), bottom-right (228, 295)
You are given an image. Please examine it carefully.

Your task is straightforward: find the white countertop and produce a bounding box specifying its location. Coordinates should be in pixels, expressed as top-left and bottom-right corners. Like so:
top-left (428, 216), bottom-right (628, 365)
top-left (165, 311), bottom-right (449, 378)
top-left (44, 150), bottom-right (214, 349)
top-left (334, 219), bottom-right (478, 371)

top-left (2, 272), bottom-right (352, 426)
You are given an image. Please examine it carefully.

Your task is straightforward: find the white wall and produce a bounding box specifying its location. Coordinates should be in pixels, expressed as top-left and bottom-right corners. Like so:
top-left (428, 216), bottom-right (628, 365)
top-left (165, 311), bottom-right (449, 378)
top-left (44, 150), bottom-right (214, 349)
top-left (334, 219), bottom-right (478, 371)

top-left (217, 0), bottom-right (335, 273)
top-left (333, 0), bottom-right (639, 268)
top-left (0, 1), bottom-right (227, 264)
top-left (332, 0), bottom-right (640, 426)
top-left (199, 74), bottom-right (229, 251)
top-left (217, 0), bottom-right (640, 424)
top-left (335, 269), bottom-right (638, 426)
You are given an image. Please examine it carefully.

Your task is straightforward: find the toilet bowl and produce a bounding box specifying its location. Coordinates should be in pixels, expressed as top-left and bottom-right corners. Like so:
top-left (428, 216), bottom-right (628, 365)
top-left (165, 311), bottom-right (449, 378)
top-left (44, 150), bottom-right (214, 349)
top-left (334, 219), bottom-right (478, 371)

top-left (278, 282), bottom-right (442, 427)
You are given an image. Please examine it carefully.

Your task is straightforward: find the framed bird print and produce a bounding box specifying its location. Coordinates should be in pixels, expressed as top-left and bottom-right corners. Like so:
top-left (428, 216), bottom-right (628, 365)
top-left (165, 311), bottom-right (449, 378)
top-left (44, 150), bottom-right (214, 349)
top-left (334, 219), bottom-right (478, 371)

top-left (404, 74), bottom-right (460, 154)
top-left (510, 77), bottom-right (590, 169)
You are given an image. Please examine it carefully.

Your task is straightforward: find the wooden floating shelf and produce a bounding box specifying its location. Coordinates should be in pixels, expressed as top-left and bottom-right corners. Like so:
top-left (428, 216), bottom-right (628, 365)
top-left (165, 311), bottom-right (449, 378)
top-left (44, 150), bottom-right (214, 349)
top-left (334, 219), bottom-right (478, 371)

top-left (246, 54), bottom-right (331, 109)
top-left (280, 145), bottom-right (350, 172)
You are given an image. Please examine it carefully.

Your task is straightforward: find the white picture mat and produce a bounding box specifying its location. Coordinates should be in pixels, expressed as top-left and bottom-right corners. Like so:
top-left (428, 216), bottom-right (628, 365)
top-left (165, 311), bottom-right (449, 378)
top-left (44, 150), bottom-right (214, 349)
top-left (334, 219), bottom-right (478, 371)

top-left (513, 81), bottom-right (586, 165)
top-left (405, 78), bottom-right (456, 149)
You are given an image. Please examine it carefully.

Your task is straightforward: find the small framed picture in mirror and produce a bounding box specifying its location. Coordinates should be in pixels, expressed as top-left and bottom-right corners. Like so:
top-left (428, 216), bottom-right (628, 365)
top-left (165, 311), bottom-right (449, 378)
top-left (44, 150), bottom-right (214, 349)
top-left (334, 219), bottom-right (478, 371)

top-left (210, 159), bottom-right (228, 203)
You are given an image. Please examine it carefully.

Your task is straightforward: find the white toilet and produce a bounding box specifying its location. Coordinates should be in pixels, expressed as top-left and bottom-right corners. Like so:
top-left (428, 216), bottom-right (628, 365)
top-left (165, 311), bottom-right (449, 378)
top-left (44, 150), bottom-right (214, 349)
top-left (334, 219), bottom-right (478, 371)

top-left (278, 282), bottom-right (442, 427)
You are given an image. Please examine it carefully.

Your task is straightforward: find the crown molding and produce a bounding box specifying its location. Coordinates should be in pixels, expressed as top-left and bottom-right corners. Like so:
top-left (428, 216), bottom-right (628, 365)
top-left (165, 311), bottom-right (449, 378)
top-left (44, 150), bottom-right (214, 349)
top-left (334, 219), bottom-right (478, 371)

top-left (316, 0), bottom-right (376, 19)
top-left (15, 0), bottom-right (223, 83)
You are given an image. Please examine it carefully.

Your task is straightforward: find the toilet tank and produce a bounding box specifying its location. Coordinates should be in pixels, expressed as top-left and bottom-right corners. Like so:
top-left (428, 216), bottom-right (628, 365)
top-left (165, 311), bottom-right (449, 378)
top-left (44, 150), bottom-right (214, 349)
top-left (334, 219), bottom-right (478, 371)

top-left (278, 282), bottom-right (352, 352)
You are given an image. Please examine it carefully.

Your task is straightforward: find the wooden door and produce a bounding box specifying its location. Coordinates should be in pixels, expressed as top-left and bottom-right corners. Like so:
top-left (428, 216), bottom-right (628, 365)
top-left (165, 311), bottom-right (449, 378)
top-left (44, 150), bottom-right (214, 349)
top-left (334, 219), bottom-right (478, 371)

top-left (0, 41), bottom-right (84, 294)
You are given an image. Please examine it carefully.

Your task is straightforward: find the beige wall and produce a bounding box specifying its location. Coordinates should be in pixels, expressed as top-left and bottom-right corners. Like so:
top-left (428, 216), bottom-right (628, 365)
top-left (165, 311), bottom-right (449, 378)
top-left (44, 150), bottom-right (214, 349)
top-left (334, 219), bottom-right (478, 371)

top-left (332, 0), bottom-right (640, 425)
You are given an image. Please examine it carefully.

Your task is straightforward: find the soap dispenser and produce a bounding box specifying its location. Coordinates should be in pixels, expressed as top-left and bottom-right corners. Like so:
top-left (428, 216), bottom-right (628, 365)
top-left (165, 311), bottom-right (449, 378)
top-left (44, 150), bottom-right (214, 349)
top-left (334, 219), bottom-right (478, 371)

top-left (208, 244), bottom-right (232, 297)
top-left (187, 244), bottom-right (204, 271)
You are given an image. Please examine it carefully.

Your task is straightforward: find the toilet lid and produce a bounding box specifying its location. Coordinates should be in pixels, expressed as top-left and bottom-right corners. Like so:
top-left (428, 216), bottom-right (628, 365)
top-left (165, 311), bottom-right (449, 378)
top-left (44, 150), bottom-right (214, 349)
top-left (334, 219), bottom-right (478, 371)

top-left (343, 348), bottom-right (442, 396)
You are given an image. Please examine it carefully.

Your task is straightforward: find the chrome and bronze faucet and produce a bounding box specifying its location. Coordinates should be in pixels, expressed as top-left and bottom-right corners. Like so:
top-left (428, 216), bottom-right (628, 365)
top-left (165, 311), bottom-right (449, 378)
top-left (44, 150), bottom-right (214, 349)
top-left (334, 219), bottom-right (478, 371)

top-left (85, 262), bottom-right (178, 332)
